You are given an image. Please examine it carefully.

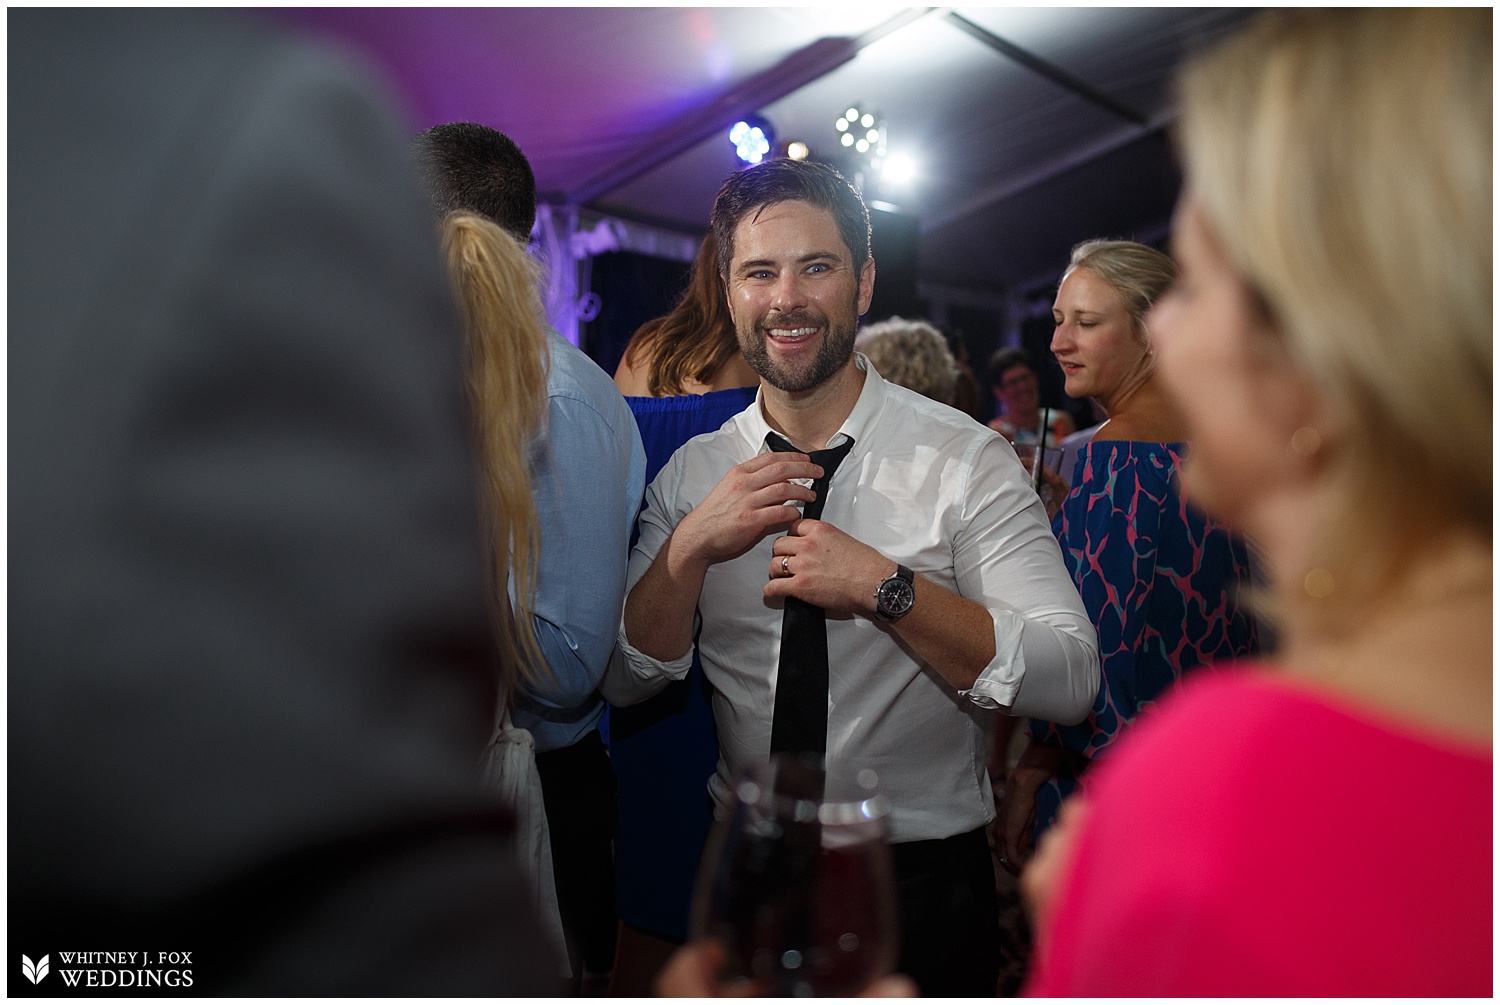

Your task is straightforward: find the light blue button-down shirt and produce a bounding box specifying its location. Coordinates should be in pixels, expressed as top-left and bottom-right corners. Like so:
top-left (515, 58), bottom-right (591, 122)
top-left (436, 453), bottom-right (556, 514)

top-left (512, 329), bottom-right (645, 752)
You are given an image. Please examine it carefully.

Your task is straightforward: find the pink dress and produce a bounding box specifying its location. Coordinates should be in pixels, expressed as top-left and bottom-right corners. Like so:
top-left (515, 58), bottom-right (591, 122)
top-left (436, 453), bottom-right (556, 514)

top-left (1026, 666), bottom-right (1491, 996)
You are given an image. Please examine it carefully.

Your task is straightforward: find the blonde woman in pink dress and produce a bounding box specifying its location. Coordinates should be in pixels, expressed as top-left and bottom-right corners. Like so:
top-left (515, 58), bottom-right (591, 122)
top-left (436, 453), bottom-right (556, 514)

top-left (1023, 9), bottom-right (1490, 995)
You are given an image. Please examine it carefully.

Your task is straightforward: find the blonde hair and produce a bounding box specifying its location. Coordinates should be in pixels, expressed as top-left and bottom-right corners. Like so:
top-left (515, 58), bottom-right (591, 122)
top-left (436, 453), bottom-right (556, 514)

top-left (441, 211), bottom-right (550, 695)
top-left (1175, 9), bottom-right (1491, 632)
top-left (1068, 240), bottom-right (1177, 342)
top-left (856, 316), bottom-right (957, 405)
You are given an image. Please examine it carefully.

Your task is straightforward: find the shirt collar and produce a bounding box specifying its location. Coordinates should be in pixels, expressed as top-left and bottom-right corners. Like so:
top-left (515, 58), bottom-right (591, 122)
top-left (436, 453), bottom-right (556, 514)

top-left (747, 352), bottom-right (889, 459)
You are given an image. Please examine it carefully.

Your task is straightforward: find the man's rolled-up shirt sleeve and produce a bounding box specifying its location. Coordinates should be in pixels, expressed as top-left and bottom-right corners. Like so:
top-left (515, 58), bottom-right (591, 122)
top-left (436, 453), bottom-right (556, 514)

top-left (600, 626), bottom-right (693, 706)
top-left (951, 436), bottom-right (1099, 723)
top-left (600, 452), bottom-right (696, 707)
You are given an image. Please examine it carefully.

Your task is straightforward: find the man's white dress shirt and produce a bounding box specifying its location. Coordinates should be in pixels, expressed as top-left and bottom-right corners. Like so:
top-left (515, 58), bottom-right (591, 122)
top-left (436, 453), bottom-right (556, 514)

top-left (609, 356), bottom-right (1098, 843)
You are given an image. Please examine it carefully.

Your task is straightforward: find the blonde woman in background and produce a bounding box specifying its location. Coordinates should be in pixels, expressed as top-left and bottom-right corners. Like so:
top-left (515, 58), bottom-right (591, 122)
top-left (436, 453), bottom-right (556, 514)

top-left (1023, 9), bottom-right (1490, 994)
top-left (999, 239), bottom-right (1258, 876)
top-left (440, 211), bottom-right (568, 972)
top-left (854, 315), bottom-right (958, 406)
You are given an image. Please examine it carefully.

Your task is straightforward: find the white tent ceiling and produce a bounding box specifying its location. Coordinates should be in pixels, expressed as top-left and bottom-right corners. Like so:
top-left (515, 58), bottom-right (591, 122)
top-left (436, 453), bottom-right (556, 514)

top-left (281, 7), bottom-right (1259, 296)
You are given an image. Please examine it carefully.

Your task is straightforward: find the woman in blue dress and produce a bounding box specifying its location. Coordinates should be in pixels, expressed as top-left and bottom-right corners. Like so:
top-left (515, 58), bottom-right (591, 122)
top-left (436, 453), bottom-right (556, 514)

top-left (998, 240), bottom-right (1259, 873)
top-left (608, 233), bottom-right (759, 994)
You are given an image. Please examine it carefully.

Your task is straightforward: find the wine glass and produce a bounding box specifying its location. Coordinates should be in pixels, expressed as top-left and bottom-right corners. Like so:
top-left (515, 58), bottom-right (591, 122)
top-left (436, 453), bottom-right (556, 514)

top-left (690, 753), bottom-right (899, 996)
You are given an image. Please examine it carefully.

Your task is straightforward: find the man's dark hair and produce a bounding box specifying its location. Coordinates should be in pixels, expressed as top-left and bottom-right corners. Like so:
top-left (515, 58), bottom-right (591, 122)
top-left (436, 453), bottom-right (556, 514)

top-left (411, 122), bottom-right (536, 242)
top-left (709, 159), bottom-right (871, 279)
top-left (987, 346), bottom-right (1036, 388)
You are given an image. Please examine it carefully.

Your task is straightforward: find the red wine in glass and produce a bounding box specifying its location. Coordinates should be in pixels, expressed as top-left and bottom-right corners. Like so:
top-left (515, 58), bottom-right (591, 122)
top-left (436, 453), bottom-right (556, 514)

top-left (692, 753), bottom-right (898, 996)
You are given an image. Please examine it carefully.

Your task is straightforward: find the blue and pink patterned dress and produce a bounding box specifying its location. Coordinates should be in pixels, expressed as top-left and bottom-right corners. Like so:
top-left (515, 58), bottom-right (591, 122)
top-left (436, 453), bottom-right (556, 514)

top-left (1029, 439), bottom-right (1258, 831)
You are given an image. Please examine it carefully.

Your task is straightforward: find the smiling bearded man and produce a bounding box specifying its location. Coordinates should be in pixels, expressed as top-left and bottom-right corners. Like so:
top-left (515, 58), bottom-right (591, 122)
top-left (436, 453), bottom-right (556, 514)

top-left (729, 203), bottom-right (863, 394)
top-left (737, 295), bottom-right (858, 393)
top-left (603, 158), bottom-right (1099, 997)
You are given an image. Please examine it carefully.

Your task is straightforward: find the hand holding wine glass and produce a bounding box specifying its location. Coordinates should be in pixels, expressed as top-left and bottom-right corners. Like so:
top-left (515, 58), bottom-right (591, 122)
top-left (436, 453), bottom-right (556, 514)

top-left (656, 939), bottom-right (917, 997)
top-left (687, 753), bottom-right (904, 997)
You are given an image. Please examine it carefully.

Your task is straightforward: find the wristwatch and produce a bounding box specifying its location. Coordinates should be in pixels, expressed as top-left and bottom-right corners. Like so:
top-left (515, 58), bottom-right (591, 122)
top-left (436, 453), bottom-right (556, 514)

top-left (873, 564), bottom-right (915, 622)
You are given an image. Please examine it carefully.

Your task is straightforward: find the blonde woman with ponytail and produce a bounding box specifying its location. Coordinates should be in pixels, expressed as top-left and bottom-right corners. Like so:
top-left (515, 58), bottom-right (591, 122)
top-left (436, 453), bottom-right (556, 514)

top-left (443, 211), bottom-right (548, 696)
top-left (419, 122), bottom-right (646, 992)
top-left (440, 210), bottom-right (567, 973)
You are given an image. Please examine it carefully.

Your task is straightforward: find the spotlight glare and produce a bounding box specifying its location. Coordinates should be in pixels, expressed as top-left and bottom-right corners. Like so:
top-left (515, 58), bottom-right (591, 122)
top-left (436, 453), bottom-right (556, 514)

top-left (861, 113), bottom-right (874, 127)
top-left (787, 141), bottom-right (810, 161)
top-left (855, 138), bottom-right (869, 153)
top-left (867, 129), bottom-right (879, 142)
top-left (840, 133), bottom-right (854, 147)
top-left (836, 117), bottom-right (848, 132)
top-left (847, 107), bottom-right (859, 120)
top-left (884, 153), bottom-right (916, 183)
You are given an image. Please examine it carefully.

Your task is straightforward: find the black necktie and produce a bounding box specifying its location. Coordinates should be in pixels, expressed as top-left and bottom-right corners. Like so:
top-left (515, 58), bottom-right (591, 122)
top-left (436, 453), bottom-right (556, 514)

top-left (764, 431), bottom-right (854, 755)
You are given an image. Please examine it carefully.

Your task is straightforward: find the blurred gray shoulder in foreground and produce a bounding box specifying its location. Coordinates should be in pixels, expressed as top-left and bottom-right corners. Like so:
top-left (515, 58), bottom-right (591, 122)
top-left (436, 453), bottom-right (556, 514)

top-left (10, 9), bottom-right (559, 994)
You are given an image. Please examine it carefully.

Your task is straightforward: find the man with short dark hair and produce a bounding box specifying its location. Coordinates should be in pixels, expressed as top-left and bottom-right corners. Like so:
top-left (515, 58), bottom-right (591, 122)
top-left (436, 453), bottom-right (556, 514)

top-left (412, 122), bottom-right (537, 242)
top-left (413, 122), bottom-right (644, 993)
top-left (606, 158), bottom-right (1098, 996)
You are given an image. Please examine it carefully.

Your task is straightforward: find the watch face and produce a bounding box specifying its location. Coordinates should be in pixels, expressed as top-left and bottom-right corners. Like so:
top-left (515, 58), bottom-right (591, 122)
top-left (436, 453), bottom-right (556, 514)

top-left (878, 577), bottom-right (914, 617)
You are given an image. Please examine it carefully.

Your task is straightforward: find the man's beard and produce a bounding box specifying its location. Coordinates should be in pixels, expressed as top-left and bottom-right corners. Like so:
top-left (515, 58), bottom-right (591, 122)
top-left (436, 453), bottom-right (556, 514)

top-left (738, 299), bottom-right (860, 393)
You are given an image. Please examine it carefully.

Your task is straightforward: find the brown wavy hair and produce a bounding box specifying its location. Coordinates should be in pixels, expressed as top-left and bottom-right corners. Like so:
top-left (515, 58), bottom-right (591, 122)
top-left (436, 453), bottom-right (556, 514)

top-left (619, 232), bottom-right (742, 396)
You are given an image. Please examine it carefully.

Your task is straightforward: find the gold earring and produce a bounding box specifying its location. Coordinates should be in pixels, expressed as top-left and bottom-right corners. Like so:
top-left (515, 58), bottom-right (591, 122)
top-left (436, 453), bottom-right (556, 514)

top-left (1289, 426), bottom-right (1322, 458)
top-left (1304, 567), bottom-right (1336, 599)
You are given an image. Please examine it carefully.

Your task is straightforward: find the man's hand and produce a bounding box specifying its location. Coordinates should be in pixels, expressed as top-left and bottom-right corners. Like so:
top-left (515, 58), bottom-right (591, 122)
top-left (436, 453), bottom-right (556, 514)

top-left (764, 517), bottom-right (891, 614)
top-left (1038, 466), bottom-right (1069, 521)
top-left (998, 738), bottom-right (1068, 875)
top-left (623, 452), bottom-right (821, 664)
top-left (764, 519), bottom-right (999, 693)
top-left (998, 768), bottom-right (1041, 876)
top-left (676, 453), bottom-right (823, 569)
top-left (1020, 793), bottom-right (1092, 936)
top-left (657, 939), bottom-right (918, 998)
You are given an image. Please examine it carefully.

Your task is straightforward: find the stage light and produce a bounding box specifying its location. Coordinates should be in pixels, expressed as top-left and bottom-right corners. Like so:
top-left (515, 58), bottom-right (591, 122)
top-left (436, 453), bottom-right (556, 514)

top-left (729, 117), bottom-right (773, 165)
top-left (787, 141), bottom-right (810, 161)
top-left (883, 154), bottom-right (916, 183)
top-left (834, 103), bottom-right (893, 190)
